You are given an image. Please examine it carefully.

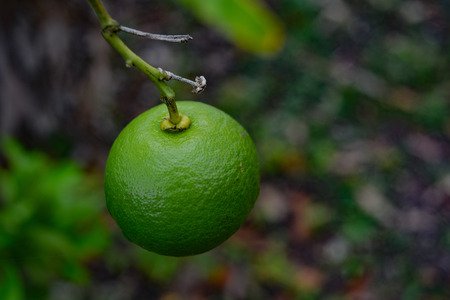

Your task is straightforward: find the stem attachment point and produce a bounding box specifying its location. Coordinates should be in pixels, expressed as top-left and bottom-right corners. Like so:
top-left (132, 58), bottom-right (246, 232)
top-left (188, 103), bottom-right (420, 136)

top-left (161, 114), bottom-right (191, 132)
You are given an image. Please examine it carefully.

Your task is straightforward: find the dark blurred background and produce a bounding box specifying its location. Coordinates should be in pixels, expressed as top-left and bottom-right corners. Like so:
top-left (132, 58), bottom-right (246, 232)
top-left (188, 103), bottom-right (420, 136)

top-left (1, 0), bottom-right (450, 299)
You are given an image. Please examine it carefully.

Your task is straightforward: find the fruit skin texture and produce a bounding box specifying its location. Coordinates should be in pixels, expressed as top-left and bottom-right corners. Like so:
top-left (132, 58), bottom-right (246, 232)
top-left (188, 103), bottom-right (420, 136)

top-left (105, 101), bottom-right (260, 257)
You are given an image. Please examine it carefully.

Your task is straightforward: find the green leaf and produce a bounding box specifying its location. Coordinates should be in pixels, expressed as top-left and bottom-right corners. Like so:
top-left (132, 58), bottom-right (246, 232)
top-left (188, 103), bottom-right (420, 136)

top-left (176, 0), bottom-right (285, 55)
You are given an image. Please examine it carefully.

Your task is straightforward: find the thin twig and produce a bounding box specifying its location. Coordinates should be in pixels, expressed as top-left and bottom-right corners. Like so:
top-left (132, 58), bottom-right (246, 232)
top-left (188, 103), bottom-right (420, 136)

top-left (88, 0), bottom-right (206, 127)
top-left (119, 25), bottom-right (193, 43)
top-left (158, 68), bottom-right (207, 94)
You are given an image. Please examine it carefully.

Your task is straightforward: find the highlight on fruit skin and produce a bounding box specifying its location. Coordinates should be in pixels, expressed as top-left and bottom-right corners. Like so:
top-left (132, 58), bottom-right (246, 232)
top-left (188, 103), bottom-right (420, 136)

top-left (104, 101), bottom-right (260, 256)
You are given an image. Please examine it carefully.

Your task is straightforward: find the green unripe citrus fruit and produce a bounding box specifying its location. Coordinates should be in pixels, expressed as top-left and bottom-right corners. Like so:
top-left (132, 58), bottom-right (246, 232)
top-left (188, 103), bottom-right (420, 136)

top-left (104, 101), bottom-right (260, 256)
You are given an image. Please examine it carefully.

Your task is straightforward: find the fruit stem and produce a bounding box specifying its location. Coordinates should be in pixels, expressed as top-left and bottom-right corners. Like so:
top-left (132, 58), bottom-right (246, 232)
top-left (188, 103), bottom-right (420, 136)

top-left (87, 0), bottom-right (184, 126)
top-left (161, 96), bottom-right (181, 124)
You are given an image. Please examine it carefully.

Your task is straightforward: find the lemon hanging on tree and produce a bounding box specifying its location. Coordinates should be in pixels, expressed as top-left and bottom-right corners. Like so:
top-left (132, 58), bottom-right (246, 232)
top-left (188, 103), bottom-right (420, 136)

top-left (105, 101), bottom-right (260, 256)
top-left (88, 0), bottom-right (260, 256)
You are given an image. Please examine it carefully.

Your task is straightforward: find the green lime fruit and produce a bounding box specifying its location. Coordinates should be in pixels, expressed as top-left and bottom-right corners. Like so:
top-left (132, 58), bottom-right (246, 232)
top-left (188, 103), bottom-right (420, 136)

top-left (105, 101), bottom-right (260, 256)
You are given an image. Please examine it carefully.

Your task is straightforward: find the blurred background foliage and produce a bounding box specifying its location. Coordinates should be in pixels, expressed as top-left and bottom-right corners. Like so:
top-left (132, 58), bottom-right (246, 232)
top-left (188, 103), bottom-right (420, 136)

top-left (1, 0), bottom-right (450, 299)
